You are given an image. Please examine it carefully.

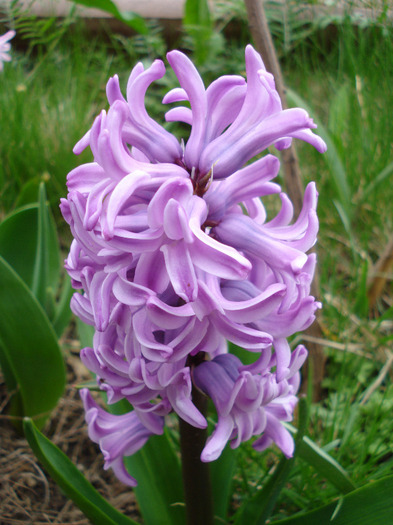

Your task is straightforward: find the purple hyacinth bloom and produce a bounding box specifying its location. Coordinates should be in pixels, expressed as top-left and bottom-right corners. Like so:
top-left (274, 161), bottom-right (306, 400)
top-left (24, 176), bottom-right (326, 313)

top-left (0, 30), bottom-right (15, 71)
top-left (61, 45), bottom-right (326, 485)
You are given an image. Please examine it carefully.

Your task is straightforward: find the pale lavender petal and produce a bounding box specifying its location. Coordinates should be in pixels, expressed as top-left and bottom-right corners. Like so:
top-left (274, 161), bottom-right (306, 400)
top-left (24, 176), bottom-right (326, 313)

top-left (216, 214), bottom-right (308, 273)
top-left (125, 59), bottom-right (182, 162)
top-left (147, 177), bottom-right (193, 231)
top-left (103, 170), bottom-right (151, 239)
top-left (134, 251), bottom-right (170, 294)
top-left (146, 295), bottom-right (195, 329)
top-left (162, 87), bottom-right (188, 103)
top-left (201, 416), bottom-right (234, 462)
top-left (167, 50), bottom-right (207, 170)
top-left (165, 107), bottom-right (193, 125)
top-left (189, 208), bottom-right (252, 280)
top-left (253, 412), bottom-right (295, 457)
top-left (161, 241), bottom-right (198, 302)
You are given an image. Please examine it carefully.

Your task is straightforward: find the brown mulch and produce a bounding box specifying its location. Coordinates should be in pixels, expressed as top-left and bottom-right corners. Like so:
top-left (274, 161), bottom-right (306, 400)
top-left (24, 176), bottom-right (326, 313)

top-left (0, 351), bottom-right (142, 525)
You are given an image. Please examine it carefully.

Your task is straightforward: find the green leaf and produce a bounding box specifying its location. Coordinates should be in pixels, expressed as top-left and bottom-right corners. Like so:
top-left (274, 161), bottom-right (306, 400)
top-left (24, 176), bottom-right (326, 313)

top-left (285, 423), bottom-right (356, 494)
top-left (286, 88), bottom-right (353, 224)
top-left (183, 0), bottom-right (214, 65)
top-left (31, 182), bottom-right (61, 313)
top-left (125, 429), bottom-right (186, 525)
top-left (72, 0), bottom-right (148, 34)
top-left (0, 187), bottom-right (68, 335)
top-left (184, 0), bottom-right (212, 28)
top-left (272, 475), bottom-right (393, 525)
top-left (234, 397), bottom-right (309, 525)
top-left (76, 316), bottom-right (95, 349)
top-left (0, 204), bottom-right (39, 288)
top-left (0, 256), bottom-right (65, 428)
top-left (23, 418), bottom-right (139, 525)
top-left (14, 177), bottom-right (41, 208)
top-left (210, 445), bottom-right (238, 522)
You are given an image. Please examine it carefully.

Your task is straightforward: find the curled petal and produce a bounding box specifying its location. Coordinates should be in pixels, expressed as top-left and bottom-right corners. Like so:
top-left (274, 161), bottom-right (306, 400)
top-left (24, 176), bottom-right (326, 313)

top-left (201, 416), bottom-right (234, 462)
top-left (161, 241), bottom-right (198, 302)
top-left (167, 50), bottom-right (207, 170)
top-left (253, 412), bottom-right (295, 457)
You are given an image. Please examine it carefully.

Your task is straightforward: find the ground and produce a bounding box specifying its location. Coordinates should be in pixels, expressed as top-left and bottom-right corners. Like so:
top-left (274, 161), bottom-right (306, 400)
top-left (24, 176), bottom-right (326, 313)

top-left (0, 351), bottom-right (142, 524)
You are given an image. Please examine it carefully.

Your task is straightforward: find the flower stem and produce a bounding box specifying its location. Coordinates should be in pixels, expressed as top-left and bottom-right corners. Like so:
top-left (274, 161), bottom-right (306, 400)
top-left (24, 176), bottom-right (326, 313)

top-left (179, 380), bottom-right (213, 525)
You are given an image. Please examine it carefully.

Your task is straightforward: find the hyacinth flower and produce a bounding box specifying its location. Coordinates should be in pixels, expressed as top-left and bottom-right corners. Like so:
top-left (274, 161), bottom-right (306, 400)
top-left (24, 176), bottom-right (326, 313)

top-left (61, 44), bottom-right (326, 488)
top-left (0, 30), bottom-right (15, 71)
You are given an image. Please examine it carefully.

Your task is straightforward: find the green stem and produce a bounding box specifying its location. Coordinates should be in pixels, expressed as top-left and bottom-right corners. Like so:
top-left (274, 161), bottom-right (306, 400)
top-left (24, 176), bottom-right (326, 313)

top-left (179, 372), bottom-right (213, 525)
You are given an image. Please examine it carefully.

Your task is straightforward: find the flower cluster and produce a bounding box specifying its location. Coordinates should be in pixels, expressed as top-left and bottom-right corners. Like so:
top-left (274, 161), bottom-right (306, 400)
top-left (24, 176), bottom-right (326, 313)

top-left (0, 30), bottom-right (15, 71)
top-left (61, 45), bottom-right (326, 486)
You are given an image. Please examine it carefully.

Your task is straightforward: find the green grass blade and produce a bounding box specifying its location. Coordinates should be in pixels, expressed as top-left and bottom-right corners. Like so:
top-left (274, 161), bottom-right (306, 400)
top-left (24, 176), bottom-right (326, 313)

top-left (125, 429), bottom-right (186, 525)
top-left (286, 88), bottom-right (353, 223)
top-left (23, 418), bottom-right (139, 525)
top-left (272, 475), bottom-right (393, 525)
top-left (0, 255), bottom-right (65, 428)
top-left (234, 398), bottom-right (309, 525)
top-left (210, 445), bottom-right (238, 522)
top-left (353, 258), bottom-right (369, 317)
top-left (285, 423), bottom-right (356, 494)
top-left (360, 161), bottom-right (393, 202)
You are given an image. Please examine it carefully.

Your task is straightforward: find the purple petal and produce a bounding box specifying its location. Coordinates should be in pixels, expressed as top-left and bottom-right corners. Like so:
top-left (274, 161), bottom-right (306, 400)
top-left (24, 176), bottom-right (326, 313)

top-left (167, 50), bottom-right (207, 170)
top-left (161, 241), bottom-right (198, 302)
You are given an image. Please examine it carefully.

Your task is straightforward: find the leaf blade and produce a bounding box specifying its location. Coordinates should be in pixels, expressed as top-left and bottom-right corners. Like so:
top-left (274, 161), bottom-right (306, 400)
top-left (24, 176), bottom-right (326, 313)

top-left (284, 423), bottom-right (356, 494)
top-left (234, 397), bottom-right (309, 525)
top-left (0, 204), bottom-right (39, 288)
top-left (31, 182), bottom-right (61, 312)
top-left (0, 255), bottom-right (65, 427)
top-left (272, 475), bottom-right (393, 525)
top-left (125, 429), bottom-right (186, 525)
top-left (23, 418), bottom-right (139, 525)
top-left (72, 0), bottom-right (148, 34)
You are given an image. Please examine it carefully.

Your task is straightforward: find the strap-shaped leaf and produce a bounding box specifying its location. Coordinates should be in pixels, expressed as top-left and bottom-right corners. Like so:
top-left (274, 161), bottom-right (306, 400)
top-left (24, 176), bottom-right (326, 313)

top-left (125, 429), bottom-right (186, 525)
top-left (284, 423), bottom-right (356, 494)
top-left (52, 274), bottom-right (73, 338)
top-left (0, 256), bottom-right (65, 428)
top-left (72, 0), bottom-right (148, 34)
top-left (0, 188), bottom-right (71, 336)
top-left (0, 204), bottom-right (39, 288)
top-left (31, 182), bottom-right (61, 311)
top-left (23, 418), bottom-right (139, 525)
top-left (272, 475), bottom-right (393, 525)
top-left (183, 0), bottom-right (213, 65)
top-left (184, 0), bottom-right (211, 28)
top-left (210, 445), bottom-right (238, 521)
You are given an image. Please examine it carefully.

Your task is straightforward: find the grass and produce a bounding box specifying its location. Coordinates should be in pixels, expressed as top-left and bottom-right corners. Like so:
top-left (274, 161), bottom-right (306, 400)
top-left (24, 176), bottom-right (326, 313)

top-left (1, 4), bottom-right (393, 523)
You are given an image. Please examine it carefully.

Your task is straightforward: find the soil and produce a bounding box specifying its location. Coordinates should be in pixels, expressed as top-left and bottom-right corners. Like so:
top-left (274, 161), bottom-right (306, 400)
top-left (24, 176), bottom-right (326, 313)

top-left (0, 346), bottom-right (142, 525)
